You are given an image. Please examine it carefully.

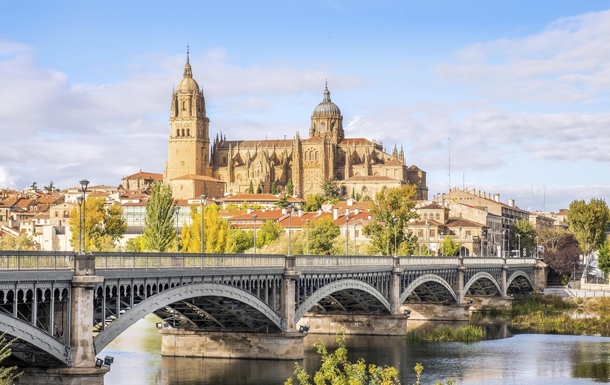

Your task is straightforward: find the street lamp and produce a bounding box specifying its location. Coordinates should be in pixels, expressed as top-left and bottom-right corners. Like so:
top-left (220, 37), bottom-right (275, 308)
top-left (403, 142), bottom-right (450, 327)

top-left (502, 229), bottom-right (507, 258)
top-left (426, 221), bottom-right (430, 256)
top-left (287, 204), bottom-right (293, 256)
top-left (76, 196), bottom-right (84, 253)
top-left (386, 225), bottom-right (389, 256)
top-left (79, 179), bottom-right (89, 252)
top-left (200, 195), bottom-right (206, 254)
top-left (353, 222), bottom-right (357, 254)
top-left (536, 236), bottom-right (539, 259)
top-left (345, 212), bottom-right (350, 255)
top-left (253, 214), bottom-right (258, 255)
top-left (517, 234), bottom-right (521, 258)
top-left (175, 206), bottom-right (181, 252)
top-left (306, 219), bottom-right (310, 255)
top-left (458, 226), bottom-right (463, 257)
top-left (393, 217), bottom-right (397, 257)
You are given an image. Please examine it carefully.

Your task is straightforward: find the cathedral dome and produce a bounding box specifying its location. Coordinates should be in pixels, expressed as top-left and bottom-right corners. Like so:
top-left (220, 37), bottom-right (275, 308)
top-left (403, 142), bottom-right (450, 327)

top-left (313, 85), bottom-right (341, 116)
top-left (177, 76), bottom-right (200, 93)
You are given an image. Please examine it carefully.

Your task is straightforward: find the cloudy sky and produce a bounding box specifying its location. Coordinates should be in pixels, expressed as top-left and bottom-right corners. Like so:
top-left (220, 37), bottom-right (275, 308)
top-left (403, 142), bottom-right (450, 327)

top-left (1, 1), bottom-right (609, 212)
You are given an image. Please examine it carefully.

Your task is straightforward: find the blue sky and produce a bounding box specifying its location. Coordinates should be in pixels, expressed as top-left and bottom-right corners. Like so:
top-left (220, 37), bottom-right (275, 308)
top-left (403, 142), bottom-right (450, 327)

top-left (1, 1), bottom-right (609, 212)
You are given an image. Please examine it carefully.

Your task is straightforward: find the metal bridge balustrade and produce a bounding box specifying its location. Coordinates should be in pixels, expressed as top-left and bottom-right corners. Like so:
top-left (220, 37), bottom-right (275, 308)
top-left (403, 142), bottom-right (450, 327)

top-left (0, 251), bottom-right (75, 270)
top-left (399, 257), bottom-right (460, 266)
top-left (295, 255), bottom-right (393, 268)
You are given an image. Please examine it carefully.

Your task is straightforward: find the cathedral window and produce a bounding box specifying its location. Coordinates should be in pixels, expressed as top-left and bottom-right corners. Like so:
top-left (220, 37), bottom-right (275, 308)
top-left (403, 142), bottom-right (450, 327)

top-left (182, 129), bottom-right (185, 136)
top-left (176, 129), bottom-right (180, 137)
top-left (331, 122), bottom-right (335, 130)
top-left (223, 156), bottom-right (227, 165)
top-left (315, 151), bottom-right (319, 161)
top-left (182, 101), bottom-right (186, 110)
top-left (341, 155), bottom-right (345, 163)
top-left (187, 129), bottom-right (190, 136)
top-left (321, 122), bottom-right (326, 132)
top-left (336, 173), bottom-right (342, 180)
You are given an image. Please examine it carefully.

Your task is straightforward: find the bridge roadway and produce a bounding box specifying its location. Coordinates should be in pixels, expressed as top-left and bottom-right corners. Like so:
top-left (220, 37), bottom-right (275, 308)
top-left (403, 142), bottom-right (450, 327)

top-left (0, 251), bottom-right (544, 383)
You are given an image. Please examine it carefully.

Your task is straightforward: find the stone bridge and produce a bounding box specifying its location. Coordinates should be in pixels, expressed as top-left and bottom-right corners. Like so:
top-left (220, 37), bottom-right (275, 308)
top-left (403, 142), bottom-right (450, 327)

top-left (0, 251), bottom-right (544, 384)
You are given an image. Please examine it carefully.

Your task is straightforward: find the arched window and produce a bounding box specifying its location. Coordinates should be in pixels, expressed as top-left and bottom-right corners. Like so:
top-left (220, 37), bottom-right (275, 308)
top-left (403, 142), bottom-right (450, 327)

top-left (423, 213), bottom-right (428, 219)
top-left (315, 151), bottom-right (319, 161)
top-left (435, 213), bottom-right (440, 220)
top-left (187, 129), bottom-right (190, 136)
top-left (223, 156), bottom-right (227, 165)
top-left (182, 101), bottom-right (186, 110)
top-left (321, 122), bottom-right (326, 132)
top-left (176, 129), bottom-right (180, 137)
top-left (336, 173), bottom-right (343, 180)
top-left (181, 129), bottom-right (185, 136)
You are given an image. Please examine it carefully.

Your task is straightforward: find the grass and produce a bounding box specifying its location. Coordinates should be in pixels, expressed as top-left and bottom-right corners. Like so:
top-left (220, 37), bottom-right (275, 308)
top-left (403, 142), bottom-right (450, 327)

top-left (479, 294), bottom-right (576, 317)
top-left (406, 324), bottom-right (486, 343)
top-left (511, 312), bottom-right (610, 335)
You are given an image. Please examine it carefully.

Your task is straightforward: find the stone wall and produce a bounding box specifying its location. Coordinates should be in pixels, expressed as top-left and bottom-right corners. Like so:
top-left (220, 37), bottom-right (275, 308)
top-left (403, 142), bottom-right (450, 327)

top-left (160, 330), bottom-right (304, 360)
top-left (297, 313), bottom-right (409, 335)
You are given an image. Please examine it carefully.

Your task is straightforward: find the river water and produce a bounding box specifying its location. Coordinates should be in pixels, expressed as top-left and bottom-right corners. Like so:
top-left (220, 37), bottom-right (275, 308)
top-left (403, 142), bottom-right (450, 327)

top-left (101, 315), bottom-right (610, 385)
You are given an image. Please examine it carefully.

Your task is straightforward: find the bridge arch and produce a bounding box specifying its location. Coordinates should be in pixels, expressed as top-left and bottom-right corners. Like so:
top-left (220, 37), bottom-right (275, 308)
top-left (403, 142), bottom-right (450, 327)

top-left (399, 274), bottom-right (458, 304)
top-left (463, 272), bottom-right (502, 297)
top-left (507, 270), bottom-right (534, 292)
top-left (0, 313), bottom-right (72, 365)
top-left (294, 279), bottom-right (392, 323)
top-left (93, 282), bottom-right (283, 353)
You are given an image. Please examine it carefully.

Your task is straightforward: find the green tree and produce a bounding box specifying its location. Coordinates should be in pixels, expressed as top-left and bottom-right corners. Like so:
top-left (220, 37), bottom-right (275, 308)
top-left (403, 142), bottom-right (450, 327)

top-left (125, 236), bottom-right (144, 252)
top-left (30, 181), bottom-right (38, 191)
top-left (276, 195), bottom-right (291, 209)
top-left (271, 181), bottom-right (277, 195)
top-left (285, 329), bottom-right (400, 385)
top-left (598, 242), bottom-right (610, 280)
top-left (233, 229), bottom-right (254, 253)
top-left (304, 194), bottom-right (324, 212)
top-left (321, 177), bottom-right (340, 200)
top-left (142, 182), bottom-right (178, 252)
top-left (287, 179), bottom-right (294, 196)
top-left (248, 180), bottom-right (255, 194)
top-left (0, 332), bottom-right (20, 384)
top-left (257, 183), bottom-right (263, 194)
top-left (69, 197), bottom-right (126, 251)
top-left (0, 233), bottom-right (35, 251)
top-left (510, 219), bottom-right (537, 257)
top-left (256, 220), bottom-right (283, 248)
top-left (43, 180), bottom-right (58, 193)
top-left (308, 216), bottom-right (340, 254)
top-left (439, 236), bottom-right (460, 257)
top-left (568, 198), bottom-right (610, 254)
top-left (363, 185), bottom-right (419, 255)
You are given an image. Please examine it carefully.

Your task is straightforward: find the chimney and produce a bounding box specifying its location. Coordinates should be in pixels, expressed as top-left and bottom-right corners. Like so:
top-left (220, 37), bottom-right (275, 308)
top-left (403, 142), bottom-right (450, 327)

top-left (347, 198), bottom-right (354, 206)
top-left (493, 193), bottom-right (500, 202)
top-left (298, 210), bottom-right (303, 217)
top-left (508, 198), bottom-right (515, 207)
top-left (247, 208), bottom-right (252, 214)
top-left (282, 208), bottom-right (287, 214)
top-left (333, 208), bottom-right (339, 220)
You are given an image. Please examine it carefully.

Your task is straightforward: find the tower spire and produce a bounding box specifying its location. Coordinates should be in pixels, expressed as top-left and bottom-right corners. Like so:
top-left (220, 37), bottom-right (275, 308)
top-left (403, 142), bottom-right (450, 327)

top-left (183, 45), bottom-right (192, 78)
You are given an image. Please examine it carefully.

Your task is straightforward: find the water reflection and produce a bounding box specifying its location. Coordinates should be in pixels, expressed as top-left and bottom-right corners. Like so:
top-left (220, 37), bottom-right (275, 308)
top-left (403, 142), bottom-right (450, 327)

top-left (103, 316), bottom-right (610, 385)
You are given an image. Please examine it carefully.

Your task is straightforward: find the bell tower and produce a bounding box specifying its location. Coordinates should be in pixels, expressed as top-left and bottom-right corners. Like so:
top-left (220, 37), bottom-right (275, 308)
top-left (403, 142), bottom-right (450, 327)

top-left (309, 82), bottom-right (344, 143)
top-left (164, 48), bottom-right (210, 183)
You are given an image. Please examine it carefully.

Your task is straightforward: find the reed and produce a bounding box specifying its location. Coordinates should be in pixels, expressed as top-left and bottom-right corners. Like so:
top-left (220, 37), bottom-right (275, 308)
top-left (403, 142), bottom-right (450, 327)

top-left (406, 324), bottom-right (485, 343)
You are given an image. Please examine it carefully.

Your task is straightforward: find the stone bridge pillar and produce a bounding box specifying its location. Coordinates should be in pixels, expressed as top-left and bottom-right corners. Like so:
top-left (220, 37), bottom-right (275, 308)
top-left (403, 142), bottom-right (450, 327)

top-left (282, 256), bottom-right (300, 331)
top-left (389, 257), bottom-right (403, 314)
top-left (533, 259), bottom-right (549, 290)
top-left (457, 257), bottom-right (466, 303)
top-left (501, 258), bottom-right (508, 296)
top-left (71, 255), bottom-right (104, 368)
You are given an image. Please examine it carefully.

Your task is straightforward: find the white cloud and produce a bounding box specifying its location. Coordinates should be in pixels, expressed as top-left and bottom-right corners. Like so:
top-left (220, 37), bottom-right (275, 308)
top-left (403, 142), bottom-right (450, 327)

top-left (435, 10), bottom-right (610, 104)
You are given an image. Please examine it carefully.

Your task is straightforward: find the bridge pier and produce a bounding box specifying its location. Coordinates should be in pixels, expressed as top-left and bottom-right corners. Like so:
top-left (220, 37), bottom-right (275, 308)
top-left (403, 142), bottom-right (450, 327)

top-left (533, 259), bottom-right (549, 290)
top-left (501, 259), bottom-right (508, 296)
top-left (390, 257), bottom-right (404, 314)
top-left (297, 313), bottom-right (409, 335)
top-left (159, 329), bottom-right (305, 360)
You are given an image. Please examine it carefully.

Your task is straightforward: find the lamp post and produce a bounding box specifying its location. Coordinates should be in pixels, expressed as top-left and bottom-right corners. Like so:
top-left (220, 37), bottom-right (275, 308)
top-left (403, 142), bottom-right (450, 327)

top-left (393, 217), bottom-right (397, 257)
top-left (345, 213), bottom-right (350, 255)
top-left (508, 229), bottom-right (511, 258)
top-left (253, 214), bottom-right (258, 255)
top-left (458, 226), bottom-right (463, 257)
top-left (79, 179), bottom-right (89, 252)
top-left (536, 236), bottom-right (539, 259)
top-left (76, 196), bottom-right (84, 253)
top-left (517, 234), bottom-right (521, 258)
top-left (287, 204), bottom-right (293, 256)
top-left (200, 194), bottom-right (206, 254)
top-left (502, 229), bottom-right (507, 258)
top-left (439, 230), bottom-right (444, 256)
top-left (386, 225), bottom-right (389, 256)
top-left (426, 221), bottom-right (430, 256)
top-left (175, 206), bottom-right (181, 252)
top-left (306, 219), bottom-right (310, 255)
top-left (353, 222), bottom-right (357, 254)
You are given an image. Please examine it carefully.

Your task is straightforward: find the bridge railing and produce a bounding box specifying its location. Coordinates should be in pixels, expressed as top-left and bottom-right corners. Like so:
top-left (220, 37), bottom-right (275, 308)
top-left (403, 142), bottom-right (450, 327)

top-left (506, 258), bottom-right (536, 265)
top-left (0, 251), bottom-right (75, 270)
top-left (399, 257), bottom-right (459, 266)
top-left (93, 252), bottom-right (285, 269)
top-left (463, 257), bottom-right (504, 265)
top-left (295, 255), bottom-right (394, 268)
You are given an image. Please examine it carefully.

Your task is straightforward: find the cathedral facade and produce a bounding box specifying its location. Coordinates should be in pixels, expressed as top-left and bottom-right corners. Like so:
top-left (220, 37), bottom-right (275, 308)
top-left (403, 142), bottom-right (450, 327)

top-left (164, 53), bottom-right (428, 201)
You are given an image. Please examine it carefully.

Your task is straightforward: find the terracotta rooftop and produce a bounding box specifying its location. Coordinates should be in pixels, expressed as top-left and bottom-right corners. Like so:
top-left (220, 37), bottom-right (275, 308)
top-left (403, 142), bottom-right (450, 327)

top-left (124, 171), bottom-right (163, 180)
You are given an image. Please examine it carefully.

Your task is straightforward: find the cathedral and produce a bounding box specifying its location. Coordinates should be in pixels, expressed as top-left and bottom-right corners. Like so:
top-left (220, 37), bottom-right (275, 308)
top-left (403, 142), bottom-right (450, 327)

top-left (164, 52), bottom-right (428, 201)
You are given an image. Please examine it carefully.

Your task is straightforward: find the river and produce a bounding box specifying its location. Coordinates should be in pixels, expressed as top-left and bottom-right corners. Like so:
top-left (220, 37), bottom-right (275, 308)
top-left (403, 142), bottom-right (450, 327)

top-left (101, 315), bottom-right (610, 384)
